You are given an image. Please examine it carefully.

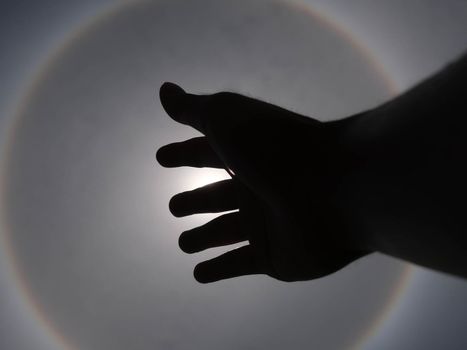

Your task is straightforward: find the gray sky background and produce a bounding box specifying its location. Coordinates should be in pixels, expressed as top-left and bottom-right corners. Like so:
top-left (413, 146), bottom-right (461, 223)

top-left (0, 1), bottom-right (466, 350)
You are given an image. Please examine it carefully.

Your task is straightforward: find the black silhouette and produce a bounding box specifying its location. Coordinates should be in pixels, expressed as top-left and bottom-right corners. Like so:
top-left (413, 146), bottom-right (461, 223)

top-left (157, 52), bottom-right (467, 283)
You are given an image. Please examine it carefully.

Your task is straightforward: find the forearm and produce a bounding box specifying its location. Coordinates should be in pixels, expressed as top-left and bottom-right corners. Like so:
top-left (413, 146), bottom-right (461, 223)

top-left (341, 53), bottom-right (467, 277)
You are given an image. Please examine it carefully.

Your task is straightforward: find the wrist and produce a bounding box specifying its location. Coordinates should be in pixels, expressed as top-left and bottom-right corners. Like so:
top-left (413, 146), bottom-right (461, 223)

top-left (326, 108), bottom-right (384, 253)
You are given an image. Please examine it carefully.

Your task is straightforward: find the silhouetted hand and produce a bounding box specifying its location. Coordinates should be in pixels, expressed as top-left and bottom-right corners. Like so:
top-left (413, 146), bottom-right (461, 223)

top-left (157, 82), bottom-right (369, 283)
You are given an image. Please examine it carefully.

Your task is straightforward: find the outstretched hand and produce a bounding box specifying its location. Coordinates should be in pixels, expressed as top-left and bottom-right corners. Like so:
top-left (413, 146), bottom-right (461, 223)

top-left (157, 82), bottom-right (370, 283)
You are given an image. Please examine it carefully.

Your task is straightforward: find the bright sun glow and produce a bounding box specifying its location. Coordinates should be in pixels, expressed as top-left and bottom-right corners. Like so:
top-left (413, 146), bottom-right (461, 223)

top-left (179, 168), bottom-right (234, 226)
top-left (185, 168), bottom-right (231, 190)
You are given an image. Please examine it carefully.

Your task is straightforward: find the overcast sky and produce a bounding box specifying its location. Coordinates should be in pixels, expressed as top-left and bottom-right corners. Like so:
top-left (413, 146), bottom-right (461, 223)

top-left (1, 1), bottom-right (467, 350)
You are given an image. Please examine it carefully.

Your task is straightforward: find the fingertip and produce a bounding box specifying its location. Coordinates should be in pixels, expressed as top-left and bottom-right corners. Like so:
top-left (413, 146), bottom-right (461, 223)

top-left (160, 81), bottom-right (185, 96)
top-left (168, 195), bottom-right (183, 217)
top-left (178, 231), bottom-right (197, 254)
top-left (155, 146), bottom-right (169, 166)
top-left (178, 232), bottom-right (188, 252)
top-left (155, 146), bottom-right (164, 163)
top-left (159, 82), bottom-right (186, 116)
top-left (160, 81), bottom-right (185, 97)
top-left (193, 263), bottom-right (212, 284)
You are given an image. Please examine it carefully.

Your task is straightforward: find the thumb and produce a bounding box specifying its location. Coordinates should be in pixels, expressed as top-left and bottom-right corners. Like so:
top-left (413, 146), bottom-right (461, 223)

top-left (159, 82), bottom-right (208, 134)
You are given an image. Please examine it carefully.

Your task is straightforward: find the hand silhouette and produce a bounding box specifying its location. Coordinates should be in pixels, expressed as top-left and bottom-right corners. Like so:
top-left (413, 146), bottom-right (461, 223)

top-left (157, 82), bottom-right (370, 283)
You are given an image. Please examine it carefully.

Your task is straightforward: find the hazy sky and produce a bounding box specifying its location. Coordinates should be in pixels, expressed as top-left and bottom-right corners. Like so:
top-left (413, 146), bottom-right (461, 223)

top-left (1, 1), bottom-right (467, 350)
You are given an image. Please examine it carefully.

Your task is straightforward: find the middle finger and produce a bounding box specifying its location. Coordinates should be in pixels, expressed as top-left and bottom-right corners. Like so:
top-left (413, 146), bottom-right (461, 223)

top-left (169, 179), bottom-right (238, 217)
